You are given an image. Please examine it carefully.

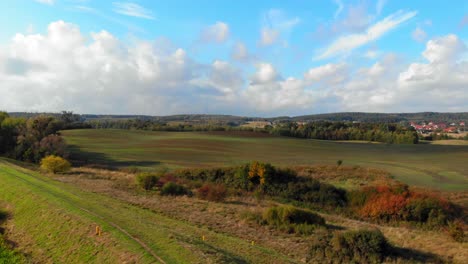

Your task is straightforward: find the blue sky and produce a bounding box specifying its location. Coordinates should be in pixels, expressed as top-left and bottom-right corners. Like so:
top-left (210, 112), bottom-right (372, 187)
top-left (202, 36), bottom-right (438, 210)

top-left (0, 0), bottom-right (467, 115)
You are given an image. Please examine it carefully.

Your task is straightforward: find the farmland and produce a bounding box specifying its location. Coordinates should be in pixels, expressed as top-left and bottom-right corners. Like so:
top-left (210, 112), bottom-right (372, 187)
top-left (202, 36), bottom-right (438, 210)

top-left (62, 129), bottom-right (468, 191)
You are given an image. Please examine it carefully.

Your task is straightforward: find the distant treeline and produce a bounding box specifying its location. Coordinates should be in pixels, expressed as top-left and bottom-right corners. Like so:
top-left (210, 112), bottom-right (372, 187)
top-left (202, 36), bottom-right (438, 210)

top-left (270, 121), bottom-right (419, 144)
top-left (9, 111), bottom-right (468, 124)
top-left (290, 112), bottom-right (468, 123)
top-left (86, 119), bottom-right (419, 144)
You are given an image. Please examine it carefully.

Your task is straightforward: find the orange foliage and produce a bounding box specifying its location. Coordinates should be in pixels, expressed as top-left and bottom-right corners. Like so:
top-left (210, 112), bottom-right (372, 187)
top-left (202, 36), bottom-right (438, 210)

top-left (358, 183), bottom-right (454, 224)
top-left (248, 161), bottom-right (266, 185)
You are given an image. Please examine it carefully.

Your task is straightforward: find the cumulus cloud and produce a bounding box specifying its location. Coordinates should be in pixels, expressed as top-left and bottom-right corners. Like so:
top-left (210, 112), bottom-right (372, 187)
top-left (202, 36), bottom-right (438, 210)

top-left (245, 65), bottom-right (315, 112)
top-left (315, 10), bottom-right (417, 60)
top-left (0, 21), bottom-right (238, 114)
top-left (0, 21), bottom-right (467, 115)
top-left (333, 35), bottom-right (468, 112)
top-left (250, 63), bottom-right (280, 84)
top-left (201, 22), bottom-right (230, 43)
top-left (113, 2), bottom-right (155, 20)
top-left (395, 35), bottom-right (468, 110)
top-left (304, 63), bottom-right (348, 85)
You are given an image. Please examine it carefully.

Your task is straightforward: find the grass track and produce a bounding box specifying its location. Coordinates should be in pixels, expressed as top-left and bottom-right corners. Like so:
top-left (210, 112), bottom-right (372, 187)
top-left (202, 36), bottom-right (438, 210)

top-left (0, 159), bottom-right (298, 263)
top-left (62, 129), bottom-right (468, 191)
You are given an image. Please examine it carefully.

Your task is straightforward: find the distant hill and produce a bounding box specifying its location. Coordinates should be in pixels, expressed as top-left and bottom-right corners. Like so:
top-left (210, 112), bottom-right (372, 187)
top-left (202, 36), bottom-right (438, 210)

top-left (7, 111), bottom-right (468, 124)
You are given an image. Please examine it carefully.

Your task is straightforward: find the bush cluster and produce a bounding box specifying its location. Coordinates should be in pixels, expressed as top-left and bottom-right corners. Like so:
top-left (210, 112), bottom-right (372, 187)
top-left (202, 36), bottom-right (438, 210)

top-left (160, 182), bottom-right (190, 196)
top-left (261, 205), bottom-right (325, 235)
top-left (175, 162), bottom-right (347, 209)
top-left (348, 184), bottom-right (457, 226)
top-left (308, 229), bottom-right (391, 264)
top-left (197, 183), bottom-right (227, 202)
top-left (135, 172), bottom-right (160, 191)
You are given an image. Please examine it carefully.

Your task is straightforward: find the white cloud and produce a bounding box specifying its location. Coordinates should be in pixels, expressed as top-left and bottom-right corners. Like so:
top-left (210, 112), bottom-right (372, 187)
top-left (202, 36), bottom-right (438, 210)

top-left (304, 63), bottom-right (348, 85)
top-left (35, 0), bottom-right (54, 5)
top-left (1, 22), bottom-right (467, 115)
top-left (259, 9), bottom-right (300, 46)
top-left (231, 42), bottom-right (253, 62)
top-left (395, 35), bottom-right (468, 110)
top-left (412, 27), bottom-right (427, 42)
top-left (250, 63), bottom-right (280, 84)
top-left (201, 22), bottom-right (230, 43)
top-left (0, 21), bottom-right (238, 114)
top-left (421, 34), bottom-right (466, 63)
top-left (113, 2), bottom-right (155, 20)
top-left (316, 10), bottom-right (417, 60)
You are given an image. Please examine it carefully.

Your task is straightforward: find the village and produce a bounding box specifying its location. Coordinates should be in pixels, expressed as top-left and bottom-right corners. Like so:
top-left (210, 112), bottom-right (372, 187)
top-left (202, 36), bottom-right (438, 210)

top-left (410, 121), bottom-right (466, 134)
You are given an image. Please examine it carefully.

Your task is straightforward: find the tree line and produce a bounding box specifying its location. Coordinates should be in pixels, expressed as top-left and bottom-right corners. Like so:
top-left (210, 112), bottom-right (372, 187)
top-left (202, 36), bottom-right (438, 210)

top-left (269, 121), bottom-right (419, 144)
top-left (0, 111), bottom-right (88, 163)
top-left (86, 118), bottom-right (419, 144)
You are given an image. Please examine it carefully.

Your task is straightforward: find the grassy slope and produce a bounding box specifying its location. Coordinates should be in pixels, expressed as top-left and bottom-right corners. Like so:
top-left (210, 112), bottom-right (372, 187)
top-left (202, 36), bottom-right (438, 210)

top-left (62, 129), bottom-right (468, 191)
top-left (0, 160), bottom-right (297, 263)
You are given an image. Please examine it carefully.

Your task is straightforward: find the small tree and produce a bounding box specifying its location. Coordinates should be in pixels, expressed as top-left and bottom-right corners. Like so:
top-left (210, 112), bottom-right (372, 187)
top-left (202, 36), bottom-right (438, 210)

top-left (136, 172), bottom-right (159, 191)
top-left (40, 155), bottom-right (71, 174)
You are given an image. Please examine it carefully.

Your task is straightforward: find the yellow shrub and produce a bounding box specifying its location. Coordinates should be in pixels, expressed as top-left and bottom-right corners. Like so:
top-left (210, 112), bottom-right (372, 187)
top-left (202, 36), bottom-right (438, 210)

top-left (40, 155), bottom-right (71, 174)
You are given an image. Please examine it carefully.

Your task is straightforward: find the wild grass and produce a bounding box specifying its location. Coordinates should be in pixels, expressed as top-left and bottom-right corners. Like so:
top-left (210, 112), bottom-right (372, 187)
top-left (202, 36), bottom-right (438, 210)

top-left (0, 159), bottom-right (299, 263)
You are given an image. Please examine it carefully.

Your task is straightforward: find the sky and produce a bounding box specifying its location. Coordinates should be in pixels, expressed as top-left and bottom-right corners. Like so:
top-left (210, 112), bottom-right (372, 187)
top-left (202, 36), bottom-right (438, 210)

top-left (0, 0), bottom-right (467, 116)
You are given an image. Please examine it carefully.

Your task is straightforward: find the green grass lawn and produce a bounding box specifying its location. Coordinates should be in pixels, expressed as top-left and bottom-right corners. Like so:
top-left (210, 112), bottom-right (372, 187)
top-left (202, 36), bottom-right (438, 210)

top-left (0, 159), bottom-right (297, 263)
top-left (62, 129), bottom-right (468, 191)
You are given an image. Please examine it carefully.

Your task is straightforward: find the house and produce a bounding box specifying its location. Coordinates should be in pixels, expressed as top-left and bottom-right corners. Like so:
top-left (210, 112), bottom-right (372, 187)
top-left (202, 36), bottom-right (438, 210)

top-left (444, 127), bottom-right (458, 133)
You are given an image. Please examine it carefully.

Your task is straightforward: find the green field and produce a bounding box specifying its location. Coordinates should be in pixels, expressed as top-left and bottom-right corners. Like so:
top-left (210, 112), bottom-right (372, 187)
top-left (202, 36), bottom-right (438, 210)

top-left (0, 159), bottom-right (298, 263)
top-left (62, 129), bottom-right (468, 191)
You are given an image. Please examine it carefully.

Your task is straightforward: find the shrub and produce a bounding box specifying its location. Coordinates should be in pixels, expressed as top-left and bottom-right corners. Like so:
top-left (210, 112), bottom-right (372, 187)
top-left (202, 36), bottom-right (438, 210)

top-left (353, 184), bottom-right (457, 226)
top-left (160, 182), bottom-right (189, 196)
top-left (197, 183), bottom-right (227, 202)
top-left (262, 205), bottom-right (325, 234)
top-left (285, 180), bottom-right (347, 208)
top-left (309, 229), bottom-right (391, 264)
top-left (136, 172), bottom-right (160, 191)
top-left (157, 174), bottom-right (178, 188)
top-left (39, 134), bottom-right (67, 158)
top-left (337, 159), bottom-right (343, 166)
top-left (40, 155), bottom-right (71, 174)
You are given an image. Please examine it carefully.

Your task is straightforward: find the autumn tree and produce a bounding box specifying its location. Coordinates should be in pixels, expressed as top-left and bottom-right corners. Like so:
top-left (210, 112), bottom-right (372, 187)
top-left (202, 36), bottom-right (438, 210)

top-left (40, 155), bottom-right (71, 174)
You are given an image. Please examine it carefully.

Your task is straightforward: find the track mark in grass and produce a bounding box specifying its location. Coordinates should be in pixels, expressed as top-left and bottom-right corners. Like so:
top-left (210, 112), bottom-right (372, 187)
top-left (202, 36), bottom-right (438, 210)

top-left (0, 162), bottom-right (165, 264)
top-left (78, 207), bottom-right (166, 264)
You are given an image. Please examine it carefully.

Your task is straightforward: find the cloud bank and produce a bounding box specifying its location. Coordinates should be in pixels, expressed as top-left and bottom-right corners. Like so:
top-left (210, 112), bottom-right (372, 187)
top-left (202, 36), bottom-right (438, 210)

top-left (0, 21), bottom-right (467, 115)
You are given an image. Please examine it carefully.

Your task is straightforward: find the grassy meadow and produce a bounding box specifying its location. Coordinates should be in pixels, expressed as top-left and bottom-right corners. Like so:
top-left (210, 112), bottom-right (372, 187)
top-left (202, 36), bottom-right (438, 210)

top-left (62, 129), bottom-right (468, 191)
top-left (0, 159), bottom-right (298, 263)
